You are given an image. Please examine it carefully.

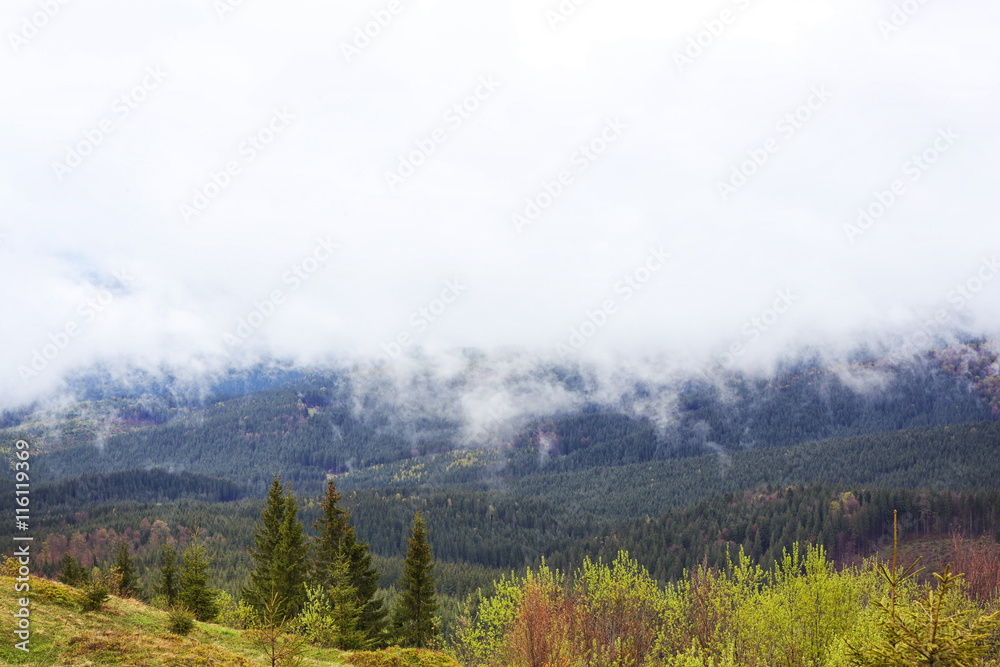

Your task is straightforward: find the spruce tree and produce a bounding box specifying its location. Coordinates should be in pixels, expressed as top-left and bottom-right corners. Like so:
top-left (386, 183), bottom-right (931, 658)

top-left (180, 528), bottom-right (218, 622)
top-left (313, 480), bottom-right (388, 646)
top-left (327, 543), bottom-right (365, 649)
top-left (392, 511), bottom-right (439, 648)
top-left (111, 540), bottom-right (138, 598)
top-left (246, 475), bottom-right (308, 622)
top-left (155, 544), bottom-right (180, 607)
top-left (58, 553), bottom-right (87, 587)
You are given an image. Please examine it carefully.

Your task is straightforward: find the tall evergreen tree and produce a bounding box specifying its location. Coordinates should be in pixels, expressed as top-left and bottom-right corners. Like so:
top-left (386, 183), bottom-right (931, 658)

top-left (246, 475), bottom-right (308, 622)
top-left (313, 480), bottom-right (388, 646)
top-left (180, 528), bottom-right (218, 622)
top-left (392, 511), bottom-right (439, 648)
top-left (155, 544), bottom-right (180, 607)
top-left (111, 540), bottom-right (138, 598)
top-left (327, 543), bottom-right (365, 649)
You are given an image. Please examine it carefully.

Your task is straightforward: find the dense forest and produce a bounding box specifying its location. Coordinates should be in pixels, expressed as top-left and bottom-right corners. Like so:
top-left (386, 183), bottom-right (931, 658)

top-left (5, 350), bottom-right (996, 497)
top-left (3, 347), bottom-right (1000, 664)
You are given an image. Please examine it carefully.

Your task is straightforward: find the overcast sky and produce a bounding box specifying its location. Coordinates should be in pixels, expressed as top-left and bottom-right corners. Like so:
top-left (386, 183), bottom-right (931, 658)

top-left (1, 0), bottom-right (998, 409)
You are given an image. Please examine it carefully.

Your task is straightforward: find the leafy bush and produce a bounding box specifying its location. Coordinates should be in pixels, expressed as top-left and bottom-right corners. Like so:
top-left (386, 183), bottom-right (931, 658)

top-left (168, 606), bottom-right (196, 635)
top-left (216, 590), bottom-right (257, 629)
top-left (0, 556), bottom-right (19, 577)
top-left (456, 546), bottom-right (1000, 667)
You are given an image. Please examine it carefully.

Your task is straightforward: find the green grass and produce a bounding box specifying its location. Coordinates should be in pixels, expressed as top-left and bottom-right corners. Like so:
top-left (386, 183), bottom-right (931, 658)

top-left (0, 575), bottom-right (458, 666)
top-left (1, 575), bottom-right (277, 665)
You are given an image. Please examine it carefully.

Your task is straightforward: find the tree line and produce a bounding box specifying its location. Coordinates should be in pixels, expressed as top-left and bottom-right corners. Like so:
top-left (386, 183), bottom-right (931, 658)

top-left (56, 477), bottom-right (443, 649)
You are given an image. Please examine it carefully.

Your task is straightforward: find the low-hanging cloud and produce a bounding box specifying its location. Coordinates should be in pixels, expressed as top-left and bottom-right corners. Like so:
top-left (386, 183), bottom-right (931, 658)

top-left (1, 0), bottom-right (998, 413)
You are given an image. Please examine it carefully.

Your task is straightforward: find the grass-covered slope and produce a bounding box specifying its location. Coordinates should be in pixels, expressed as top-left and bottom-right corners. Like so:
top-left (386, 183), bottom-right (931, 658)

top-left (0, 575), bottom-right (456, 667)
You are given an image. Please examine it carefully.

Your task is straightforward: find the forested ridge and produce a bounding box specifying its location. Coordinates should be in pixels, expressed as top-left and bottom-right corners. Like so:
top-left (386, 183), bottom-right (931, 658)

top-left (5, 349), bottom-right (996, 496)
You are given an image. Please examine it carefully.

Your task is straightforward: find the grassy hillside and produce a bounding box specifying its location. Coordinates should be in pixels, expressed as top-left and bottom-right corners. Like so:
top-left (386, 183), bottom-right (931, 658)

top-left (0, 575), bottom-right (460, 667)
top-left (0, 575), bottom-right (348, 666)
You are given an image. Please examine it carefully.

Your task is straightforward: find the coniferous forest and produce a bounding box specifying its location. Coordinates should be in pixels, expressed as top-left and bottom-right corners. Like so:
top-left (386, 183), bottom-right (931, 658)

top-left (3, 350), bottom-right (1000, 665)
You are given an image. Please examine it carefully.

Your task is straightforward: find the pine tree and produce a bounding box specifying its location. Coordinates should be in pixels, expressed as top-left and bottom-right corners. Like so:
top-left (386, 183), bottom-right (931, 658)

top-left (58, 553), bottom-right (87, 587)
top-left (155, 544), bottom-right (180, 607)
top-left (392, 511), bottom-right (439, 648)
top-left (327, 543), bottom-right (365, 649)
top-left (246, 475), bottom-right (308, 622)
top-left (180, 528), bottom-right (218, 622)
top-left (111, 540), bottom-right (138, 598)
top-left (313, 480), bottom-right (388, 646)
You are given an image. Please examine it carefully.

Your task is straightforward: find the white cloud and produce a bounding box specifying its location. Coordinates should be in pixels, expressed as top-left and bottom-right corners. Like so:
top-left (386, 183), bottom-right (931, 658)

top-left (1, 0), bottom-right (998, 408)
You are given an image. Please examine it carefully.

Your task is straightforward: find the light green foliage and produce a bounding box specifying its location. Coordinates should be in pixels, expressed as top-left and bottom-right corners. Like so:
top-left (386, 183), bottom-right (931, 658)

top-left (295, 579), bottom-right (366, 649)
top-left (456, 546), bottom-right (1000, 667)
top-left (849, 565), bottom-right (1000, 667)
top-left (216, 589), bottom-right (258, 629)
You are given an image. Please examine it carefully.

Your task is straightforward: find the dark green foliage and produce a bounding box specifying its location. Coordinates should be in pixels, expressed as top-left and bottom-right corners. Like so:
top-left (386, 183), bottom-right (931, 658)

top-left (245, 476), bottom-right (308, 622)
top-left (32, 469), bottom-right (246, 509)
top-left (180, 530), bottom-right (218, 622)
top-left (167, 605), bottom-right (196, 635)
top-left (548, 483), bottom-right (1000, 584)
top-left (393, 512), bottom-right (439, 648)
top-left (111, 540), bottom-right (138, 598)
top-left (313, 481), bottom-right (388, 646)
top-left (23, 357), bottom-right (995, 498)
top-left (58, 553), bottom-right (88, 587)
top-left (155, 544), bottom-right (180, 607)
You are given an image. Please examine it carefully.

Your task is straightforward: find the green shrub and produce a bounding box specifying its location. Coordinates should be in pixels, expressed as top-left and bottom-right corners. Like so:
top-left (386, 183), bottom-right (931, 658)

top-left (32, 578), bottom-right (83, 608)
top-left (168, 606), bottom-right (196, 635)
top-left (216, 590), bottom-right (257, 630)
top-left (80, 578), bottom-right (110, 612)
